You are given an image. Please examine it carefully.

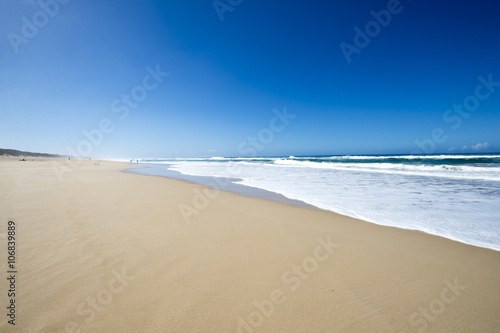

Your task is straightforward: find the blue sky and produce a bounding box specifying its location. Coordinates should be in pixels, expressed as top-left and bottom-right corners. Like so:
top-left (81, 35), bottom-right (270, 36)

top-left (1, 0), bottom-right (499, 158)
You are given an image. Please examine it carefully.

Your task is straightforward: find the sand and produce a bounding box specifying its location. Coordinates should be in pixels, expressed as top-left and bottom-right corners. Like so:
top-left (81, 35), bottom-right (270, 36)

top-left (0, 157), bottom-right (499, 332)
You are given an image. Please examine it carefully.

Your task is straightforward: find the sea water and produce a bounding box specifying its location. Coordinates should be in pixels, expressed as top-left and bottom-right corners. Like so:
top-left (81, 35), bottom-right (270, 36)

top-left (134, 154), bottom-right (500, 251)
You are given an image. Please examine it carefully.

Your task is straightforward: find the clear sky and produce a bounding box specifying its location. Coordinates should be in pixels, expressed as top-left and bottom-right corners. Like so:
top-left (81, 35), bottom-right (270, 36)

top-left (1, 0), bottom-right (499, 158)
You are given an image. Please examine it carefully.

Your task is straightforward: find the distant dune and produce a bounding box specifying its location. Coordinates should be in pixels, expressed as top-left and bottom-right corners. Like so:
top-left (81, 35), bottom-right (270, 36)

top-left (0, 148), bottom-right (67, 158)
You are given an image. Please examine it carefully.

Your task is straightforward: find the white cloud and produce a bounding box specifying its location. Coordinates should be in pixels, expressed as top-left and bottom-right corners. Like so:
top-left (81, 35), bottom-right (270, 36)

top-left (448, 147), bottom-right (457, 152)
top-left (458, 142), bottom-right (490, 152)
top-left (471, 142), bottom-right (489, 150)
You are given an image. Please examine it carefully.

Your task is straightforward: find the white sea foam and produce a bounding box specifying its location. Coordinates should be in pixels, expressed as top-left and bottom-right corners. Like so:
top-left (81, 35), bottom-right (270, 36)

top-left (311, 154), bottom-right (500, 160)
top-left (142, 154), bottom-right (500, 251)
top-left (272, 159), bottom-right (500, 182)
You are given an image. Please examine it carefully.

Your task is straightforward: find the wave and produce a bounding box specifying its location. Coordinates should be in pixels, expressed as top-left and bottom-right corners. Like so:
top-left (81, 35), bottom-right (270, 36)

top-left (273, 159), bottom-right (500, 171)
top-left (131, 153), bottom-right (500, 251)
top-left (142, 154), bottom-right (500, 163)
top-left (275, 155), bottom-right (500, 166)
top-left (271, 159), bottom-right (500, 181)
top-left (142, 153), bottom-right (500, 182)
top-left (322, 154), bottom-right (500, 160)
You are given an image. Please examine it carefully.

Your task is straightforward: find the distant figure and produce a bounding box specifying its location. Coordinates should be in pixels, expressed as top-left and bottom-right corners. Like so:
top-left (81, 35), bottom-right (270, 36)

top-left (136, 159), bottom-right (139, 164)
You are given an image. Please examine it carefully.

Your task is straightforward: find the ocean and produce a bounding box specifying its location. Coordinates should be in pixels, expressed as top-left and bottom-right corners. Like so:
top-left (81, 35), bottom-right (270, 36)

top-left (129, 154), bottom-right (500, 251)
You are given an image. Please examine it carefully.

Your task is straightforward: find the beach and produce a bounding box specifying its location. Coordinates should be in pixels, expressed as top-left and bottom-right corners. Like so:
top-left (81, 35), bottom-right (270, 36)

top-left (1, 157), bottom-right (500, 332)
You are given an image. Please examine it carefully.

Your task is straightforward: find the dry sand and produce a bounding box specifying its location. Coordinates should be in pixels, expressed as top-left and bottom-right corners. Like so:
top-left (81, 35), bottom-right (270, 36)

top-left (0, 157), bottom-right (499, 332)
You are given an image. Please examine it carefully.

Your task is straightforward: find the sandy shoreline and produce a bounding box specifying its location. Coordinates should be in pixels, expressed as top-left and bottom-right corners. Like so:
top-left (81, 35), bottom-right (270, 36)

top-left (124, 163), bottom-right (320, 210)
top-left (1, 158), bottom-right (499, 332)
